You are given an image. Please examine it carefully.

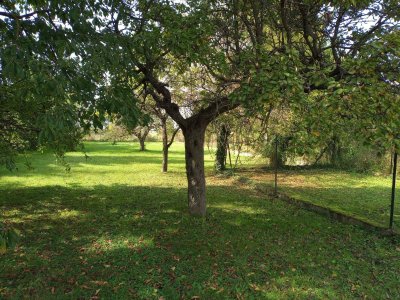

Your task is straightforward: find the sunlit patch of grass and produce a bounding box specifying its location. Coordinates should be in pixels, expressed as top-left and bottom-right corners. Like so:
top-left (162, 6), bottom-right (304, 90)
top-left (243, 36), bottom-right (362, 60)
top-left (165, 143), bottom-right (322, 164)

top-left (243, 168), bottom-right (399, 229)
top-left (0, 142), bottom-right (400, 299)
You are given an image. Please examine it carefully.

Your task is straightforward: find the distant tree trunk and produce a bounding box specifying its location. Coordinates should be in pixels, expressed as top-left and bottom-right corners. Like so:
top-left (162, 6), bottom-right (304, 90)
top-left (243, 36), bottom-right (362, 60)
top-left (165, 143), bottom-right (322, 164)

top-left (389, 150), bottom-right (395, 175)
top-left (133, 126), bottom-right (150, 151)
top-left (227, 141), bottom-right (232, 169)
top-left (313, 146), bottom-right (328, 166)
top-left (162, 118), bottom-right (168, 172)
top-left (182, 120), bottom-right (207, 216)
top-left (215, 124), bottom-right (230, 171)
top-left (139, 138), bottom-right (146, 151)
top-left (269, 143), bottom-right (284, 168)
top-left (269, 149), bottom-right (284, 168)
top-left (160, 117), bottom-right (180, 173)
top-left (269, 137), bottom-right (290, 168)
top-left (328, 136), bottom-right (342, 166)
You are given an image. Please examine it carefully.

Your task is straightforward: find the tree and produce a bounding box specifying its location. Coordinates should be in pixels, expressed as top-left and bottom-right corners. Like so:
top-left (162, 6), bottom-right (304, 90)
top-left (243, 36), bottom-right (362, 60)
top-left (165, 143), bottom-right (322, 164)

top-left (0, 0), bottom-right (143, 169)
top-left (118, 94), bottom-right (180, 169)
top-left (215, 124), bottom-right (230, 172)
top-left (2, 0), bottom-right (397, 217)
top-left (132, 125), bottom-right (151, 151)
top-left (154, 108), bottom-right (180, 173)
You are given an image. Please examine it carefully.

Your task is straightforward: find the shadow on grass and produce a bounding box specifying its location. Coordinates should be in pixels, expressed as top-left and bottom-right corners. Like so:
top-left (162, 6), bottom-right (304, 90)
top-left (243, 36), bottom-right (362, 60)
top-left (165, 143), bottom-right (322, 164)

top-left (1, 184), bottom-right (400, 299)
top-left (83, 142), bottom-right (186, 156)
top-left (69, 155), bottom-right (187, 166)
top-left (20, 155), bottom-right (186, 168)
top-left (20, 154), bottom-right (211, 169)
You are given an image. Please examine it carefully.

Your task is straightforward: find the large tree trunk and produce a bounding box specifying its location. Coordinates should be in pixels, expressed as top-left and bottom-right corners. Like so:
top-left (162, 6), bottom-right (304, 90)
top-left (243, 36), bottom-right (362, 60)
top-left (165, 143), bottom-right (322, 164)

top-left (183, 123), bottom-right (207, 216)
top-left (161, 118), bottom-right (168, 172)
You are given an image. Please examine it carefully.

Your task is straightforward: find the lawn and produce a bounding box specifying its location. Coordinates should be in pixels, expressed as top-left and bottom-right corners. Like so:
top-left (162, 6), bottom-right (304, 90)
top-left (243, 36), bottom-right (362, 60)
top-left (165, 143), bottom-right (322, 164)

top-left (243, 168), bottom-right (399, 229)
top-left (1, 142), bottom-right (400, 299)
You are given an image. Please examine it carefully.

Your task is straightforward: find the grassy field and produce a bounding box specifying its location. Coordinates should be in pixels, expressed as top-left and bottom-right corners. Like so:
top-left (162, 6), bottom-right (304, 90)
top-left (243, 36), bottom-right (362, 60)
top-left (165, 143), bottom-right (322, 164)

top-left (1, 142), bottom-right (400, 299)
top-left (244, 168), bottom-right (399, 229)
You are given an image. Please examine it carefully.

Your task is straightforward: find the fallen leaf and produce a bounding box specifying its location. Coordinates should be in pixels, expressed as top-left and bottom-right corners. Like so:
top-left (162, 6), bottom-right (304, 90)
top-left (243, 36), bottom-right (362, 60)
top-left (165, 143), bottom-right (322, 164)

top-left (91, 280), bottom-right (108, 286)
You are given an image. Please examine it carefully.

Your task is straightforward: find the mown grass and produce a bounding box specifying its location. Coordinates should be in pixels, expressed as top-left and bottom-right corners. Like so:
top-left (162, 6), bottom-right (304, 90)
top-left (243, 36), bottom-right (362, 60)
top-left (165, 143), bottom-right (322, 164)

top-left (244, 168), bottom-right (399, 229)
top-left (1, 142), bottom-right (400, 299)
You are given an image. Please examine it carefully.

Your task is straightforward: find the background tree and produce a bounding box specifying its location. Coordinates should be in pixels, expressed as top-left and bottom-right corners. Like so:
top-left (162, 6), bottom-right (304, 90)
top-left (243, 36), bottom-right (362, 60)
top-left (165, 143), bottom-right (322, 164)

top-left (214, 124), bottom-right (230, 172)
top-left (154, 109), bottom-right (180, 173)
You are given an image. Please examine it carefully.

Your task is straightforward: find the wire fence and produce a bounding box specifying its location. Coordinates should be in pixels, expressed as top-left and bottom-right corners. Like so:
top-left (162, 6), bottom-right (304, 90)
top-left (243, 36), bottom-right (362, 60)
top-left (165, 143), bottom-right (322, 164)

top-left (248, 142), bottom-right (400, 232)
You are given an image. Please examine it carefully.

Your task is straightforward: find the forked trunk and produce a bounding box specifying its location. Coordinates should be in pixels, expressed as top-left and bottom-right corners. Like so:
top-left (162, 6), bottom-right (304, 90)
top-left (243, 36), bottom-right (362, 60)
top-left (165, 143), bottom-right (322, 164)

top-left (183, 124), bottom-right (207, 216)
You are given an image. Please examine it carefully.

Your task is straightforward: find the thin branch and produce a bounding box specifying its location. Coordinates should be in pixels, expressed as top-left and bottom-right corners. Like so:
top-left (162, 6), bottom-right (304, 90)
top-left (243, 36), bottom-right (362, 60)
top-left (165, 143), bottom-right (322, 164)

top-left (0, 10), bottom-right (49, 19)
top-left (167, 127), bottom-right (180, 149)
top-left (191, 96), bottom-right (240, 126)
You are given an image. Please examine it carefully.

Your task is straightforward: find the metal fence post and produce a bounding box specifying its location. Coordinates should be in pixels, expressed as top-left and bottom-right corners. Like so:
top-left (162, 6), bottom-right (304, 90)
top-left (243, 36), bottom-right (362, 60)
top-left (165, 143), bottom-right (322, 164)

top-left (389, 152), bottom-right (398, 229)
top-left (274, 136), bottom-right (278, 197)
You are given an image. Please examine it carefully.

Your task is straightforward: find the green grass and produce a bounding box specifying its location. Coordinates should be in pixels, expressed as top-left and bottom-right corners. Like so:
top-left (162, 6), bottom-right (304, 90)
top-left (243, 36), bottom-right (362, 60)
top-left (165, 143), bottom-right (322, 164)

top-left (244, 168), bottom-right (399, 229)
top-left (1, 142), bottom-right (400, 299)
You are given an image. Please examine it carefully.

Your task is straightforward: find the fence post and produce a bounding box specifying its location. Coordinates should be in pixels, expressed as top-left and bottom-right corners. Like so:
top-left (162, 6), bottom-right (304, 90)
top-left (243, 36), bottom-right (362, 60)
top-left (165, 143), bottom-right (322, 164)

top-left (389, 152), bottom-right (398, 229)
top-left (274, 136), bottom-right (278, 197)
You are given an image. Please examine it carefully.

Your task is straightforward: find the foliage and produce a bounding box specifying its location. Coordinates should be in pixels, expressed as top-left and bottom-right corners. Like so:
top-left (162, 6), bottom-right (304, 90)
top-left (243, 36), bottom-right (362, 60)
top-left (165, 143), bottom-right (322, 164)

top-left (340, 30), bottom-right (400, 151)
top-left (0, 223), bottom-right (20, 254)
top-left (328, 142), bottom-right (392, 173)
top-left (97, 124), bottom-right (132, 144)
top-left (208, 108), bottom-right (266, 170)
top-left (0, 0), bottom-right (142, 168)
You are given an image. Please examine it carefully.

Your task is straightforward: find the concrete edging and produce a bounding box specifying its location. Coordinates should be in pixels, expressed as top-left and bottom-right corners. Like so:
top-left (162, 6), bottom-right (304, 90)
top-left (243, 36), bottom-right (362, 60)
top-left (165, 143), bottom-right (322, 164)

top-left (275, 192), bottom-right (397, 236)
top-left (234, 174), bottom-right (397, 235)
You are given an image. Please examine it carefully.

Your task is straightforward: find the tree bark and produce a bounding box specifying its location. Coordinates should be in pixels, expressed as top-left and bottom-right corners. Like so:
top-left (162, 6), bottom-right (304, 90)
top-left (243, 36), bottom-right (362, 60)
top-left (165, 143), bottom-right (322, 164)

top-left (139, 137), bottom-right (146, 151)
top-left (269, 146), bottom-right (284, 168)
top-left (215, 124), bottom-right (230, 171)
top-left (133, 126), bottom-right (150, 151)
top-left (160, 117), bottom-right (180, 173)
top-left (269, 137), bottom-right (288, 168)
top-left (328, 136), bottom-right (342, 166)
top-left (161, 118), bottom-right (168, 172)
top-left (182, 122), bottom-right (207, 216)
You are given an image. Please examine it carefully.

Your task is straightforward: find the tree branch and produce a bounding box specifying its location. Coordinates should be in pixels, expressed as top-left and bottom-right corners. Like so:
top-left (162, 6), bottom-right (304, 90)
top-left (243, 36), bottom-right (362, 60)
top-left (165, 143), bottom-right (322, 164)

top-left (350, 16), bottom-right (386, 57)
top-left (0, 10), bottom-right (49, 20)
top-left (167, 127), bottom-right (180, 149)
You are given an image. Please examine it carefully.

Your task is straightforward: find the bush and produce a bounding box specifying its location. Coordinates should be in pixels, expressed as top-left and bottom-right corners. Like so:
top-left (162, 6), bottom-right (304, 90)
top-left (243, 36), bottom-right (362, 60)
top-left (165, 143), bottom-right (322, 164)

top-left (339, 146), bottom-right (391, 174)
